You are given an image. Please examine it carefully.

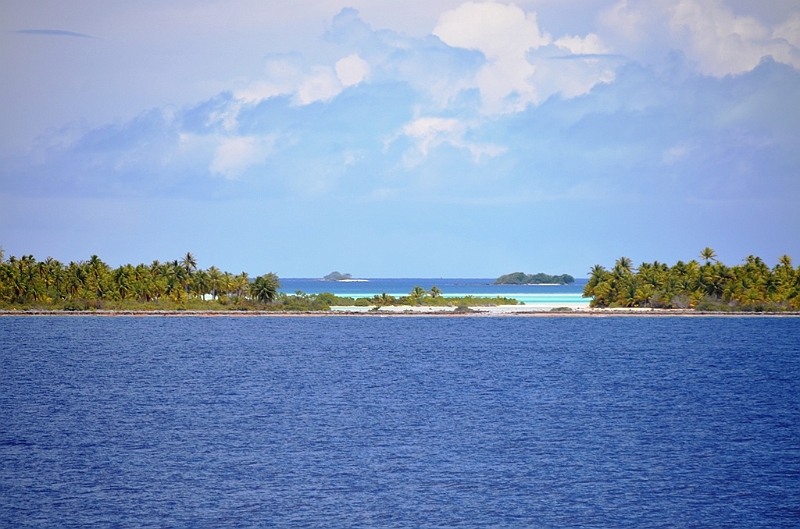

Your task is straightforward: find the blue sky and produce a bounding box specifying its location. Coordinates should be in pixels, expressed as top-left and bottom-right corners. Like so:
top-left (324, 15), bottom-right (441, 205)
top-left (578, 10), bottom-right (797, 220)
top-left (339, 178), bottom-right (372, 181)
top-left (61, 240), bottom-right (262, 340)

top-left (1, 0), bottom-right (798, 277)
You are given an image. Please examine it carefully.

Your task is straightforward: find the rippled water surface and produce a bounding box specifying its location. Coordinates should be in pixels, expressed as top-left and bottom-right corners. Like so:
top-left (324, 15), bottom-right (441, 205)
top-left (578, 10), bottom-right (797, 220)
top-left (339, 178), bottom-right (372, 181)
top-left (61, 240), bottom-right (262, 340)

top-left (2, 316), bottom-right (799, 526)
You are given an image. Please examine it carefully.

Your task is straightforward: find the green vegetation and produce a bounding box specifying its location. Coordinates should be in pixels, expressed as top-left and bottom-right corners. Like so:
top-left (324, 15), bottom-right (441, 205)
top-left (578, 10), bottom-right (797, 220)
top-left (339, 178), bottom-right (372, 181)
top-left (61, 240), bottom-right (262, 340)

top-left (495, 272), bottom-right (575, 285)
top-left (0, 251), bottom-right (519, 312)
top-left (346, 285), bottom-right (519, 308)
top-left (584, 250), bottom-right (799, 311)
top-left (0, 251), bottom-right (284, 311)
top-left (323, 271), bottom-right (352, 281)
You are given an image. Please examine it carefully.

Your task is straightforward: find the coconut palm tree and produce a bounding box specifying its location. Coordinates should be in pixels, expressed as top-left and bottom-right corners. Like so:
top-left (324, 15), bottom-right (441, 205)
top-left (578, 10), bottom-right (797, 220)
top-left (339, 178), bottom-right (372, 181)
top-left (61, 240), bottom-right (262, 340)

top-left (191, 269), bottom-right (210, 300)
top-left (207, 266), bottom-right (223, 300)
top-left (615, 257), bottom-right (634, 274)
top-left (250, 273), bottom-right (280, 303)
top-left (181, 252), bottom-right (198, 275)
top-left (233, 272), bottom-right (249, 299)
top-left (700, 247), bottom-right (717, 264)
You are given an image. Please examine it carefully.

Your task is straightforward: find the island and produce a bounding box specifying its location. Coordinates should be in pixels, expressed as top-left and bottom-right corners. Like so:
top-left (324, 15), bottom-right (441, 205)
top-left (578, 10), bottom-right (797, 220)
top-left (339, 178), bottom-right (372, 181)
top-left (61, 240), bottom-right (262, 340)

top-left (0, 251), bottom-right (516, 312)
top-left (495, 272), bottom-right (576, 285)
top-left (1, 248), bottom-right (797, 314)
top-left (323, 271), bottom-right (352, 281)
top-left (583, 248), bottom-right (799, 311)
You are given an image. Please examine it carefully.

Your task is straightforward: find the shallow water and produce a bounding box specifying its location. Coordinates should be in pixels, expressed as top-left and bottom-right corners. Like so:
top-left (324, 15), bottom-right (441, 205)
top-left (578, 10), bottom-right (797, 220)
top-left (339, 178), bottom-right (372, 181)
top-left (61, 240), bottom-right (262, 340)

top-left (2, 316), bottom-right (799, 526)
top-left (281, 277), bottom-right (590, 308)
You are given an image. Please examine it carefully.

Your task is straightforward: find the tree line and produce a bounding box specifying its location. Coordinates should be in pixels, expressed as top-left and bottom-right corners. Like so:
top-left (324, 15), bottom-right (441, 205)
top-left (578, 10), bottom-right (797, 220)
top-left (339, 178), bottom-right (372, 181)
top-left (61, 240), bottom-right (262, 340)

top-left (0, 249), bottom-right (519, 311)
top-left (583, 248), bottom-right (799, 311)
top-left (0, 250), bottom-right (281, 310)
top-left (494, 272), bottom-right (575, 285)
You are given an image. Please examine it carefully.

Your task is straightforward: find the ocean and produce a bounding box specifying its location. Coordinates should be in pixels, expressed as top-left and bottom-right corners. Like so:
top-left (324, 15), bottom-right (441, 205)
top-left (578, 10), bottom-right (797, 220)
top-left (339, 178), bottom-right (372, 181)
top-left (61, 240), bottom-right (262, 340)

top-left (2, 316), bottom-right (799, 526)
top-left (280, 277), bottom-right (590, 308)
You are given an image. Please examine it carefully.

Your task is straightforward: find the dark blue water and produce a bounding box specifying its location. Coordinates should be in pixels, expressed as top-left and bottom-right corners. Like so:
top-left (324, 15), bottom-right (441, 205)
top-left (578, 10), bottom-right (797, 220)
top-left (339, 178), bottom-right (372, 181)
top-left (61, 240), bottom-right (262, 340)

top-left (2, 317), bottom-right (799, 527)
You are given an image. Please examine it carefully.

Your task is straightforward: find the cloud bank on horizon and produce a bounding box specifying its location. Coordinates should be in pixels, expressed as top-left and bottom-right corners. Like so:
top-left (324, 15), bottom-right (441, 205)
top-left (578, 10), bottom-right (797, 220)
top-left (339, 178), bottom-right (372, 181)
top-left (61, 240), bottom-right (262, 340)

top-left (1, 0), bottom-right (798, 276)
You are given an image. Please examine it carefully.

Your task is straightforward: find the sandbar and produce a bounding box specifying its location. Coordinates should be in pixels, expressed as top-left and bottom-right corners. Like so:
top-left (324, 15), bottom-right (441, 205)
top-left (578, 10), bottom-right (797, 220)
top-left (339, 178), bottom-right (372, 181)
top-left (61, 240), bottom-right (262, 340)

top-left (1, 307), bottom-right (798, 318)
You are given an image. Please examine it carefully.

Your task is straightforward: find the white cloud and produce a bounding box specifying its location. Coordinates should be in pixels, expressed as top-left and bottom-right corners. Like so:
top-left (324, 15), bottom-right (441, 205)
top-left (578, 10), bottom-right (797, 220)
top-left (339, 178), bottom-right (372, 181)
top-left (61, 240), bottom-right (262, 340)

top-left (296, 66), bottom-right (342, 105)
top-left (397, 116), bottom-right (506, 164)
top-left (235, 55), bottom-right (346, 106)
top-left (597, 0), bottom-right (649, 47)
top-left (774, 13), bottom-right (800, 49)
top-left (433, 2), bottom-right (550, 112)
top-left (234, 52), bottom-right (372, 109)
top-left (433, 2), bottom-right (617, 112)
top-left (206, 101), bottom-right (242, 132)
top-left (402, 117), bottom-right (463, 157)
top-left (599, 0), bottom-right (800, 76)
top-left (554, 33), bottom-right (611, 55)
top-left (669, 0), bottom-right (799, 75)
top-left (433, 2), bottom-right (550, 59)
top-left (335, 54), bottom-right (370, 87)
top-left (210, 135), bottom-right (275, 179)
top-left (234, 56), bottom-right (304, 103)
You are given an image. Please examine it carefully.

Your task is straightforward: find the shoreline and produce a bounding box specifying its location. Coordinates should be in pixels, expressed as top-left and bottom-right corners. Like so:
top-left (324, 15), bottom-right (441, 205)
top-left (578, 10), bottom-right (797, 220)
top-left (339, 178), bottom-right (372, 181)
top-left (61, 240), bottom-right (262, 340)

top-left (1, 308), bottom-right (798, 318)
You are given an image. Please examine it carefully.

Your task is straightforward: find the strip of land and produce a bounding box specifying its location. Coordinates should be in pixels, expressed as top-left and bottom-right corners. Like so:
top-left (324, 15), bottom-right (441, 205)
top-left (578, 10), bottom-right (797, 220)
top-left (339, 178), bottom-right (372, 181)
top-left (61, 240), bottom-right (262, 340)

top-left (2, 307), bottom-right (798, 317)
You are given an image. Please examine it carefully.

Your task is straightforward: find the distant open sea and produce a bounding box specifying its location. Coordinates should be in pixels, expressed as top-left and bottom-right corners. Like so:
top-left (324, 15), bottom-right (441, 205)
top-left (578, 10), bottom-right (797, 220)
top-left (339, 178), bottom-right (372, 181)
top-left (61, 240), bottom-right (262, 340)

top-left (280, 277), bottom-right (590, 307)
top-left (2, 316), bottom-right (799, 526)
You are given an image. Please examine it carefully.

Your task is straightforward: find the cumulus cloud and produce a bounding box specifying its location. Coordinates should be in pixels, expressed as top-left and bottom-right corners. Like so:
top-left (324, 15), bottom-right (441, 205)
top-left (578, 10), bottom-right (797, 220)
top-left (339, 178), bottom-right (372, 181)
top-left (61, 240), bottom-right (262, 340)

top-left (433, 2), bottom-right (550, 59)
top-left (335, 54), bottom-right (370, 86)
top-left (774, 13), bottom-right (800, 49)
top-left (296, 66), bottom-right (342, 105)
top-left (669, 0), bottom-right (800, 75)
top-left (433, 2), bottom-right (548, 112)
top-left (234, 5), bottom-right (621, 119)
top-left (235, 54), bottom-right (355, 106)
top-left (599, 0), bottom-right (800, 76)
top-left (210, 135), bottom-right (275, 179)
top-left (395, 116), bottom-right (506, 165)
top-left (433, 2), bottom-right (617, 112)
top-left (2, 1), bottom-right (798, 212)
top-left (554, 33), bottom-right (611, 55)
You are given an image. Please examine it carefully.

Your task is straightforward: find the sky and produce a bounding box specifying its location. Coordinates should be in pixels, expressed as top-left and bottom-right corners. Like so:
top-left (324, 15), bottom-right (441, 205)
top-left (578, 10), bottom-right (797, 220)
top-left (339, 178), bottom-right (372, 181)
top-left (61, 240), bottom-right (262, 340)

top-left (1, 0), bottom-right (799, 277)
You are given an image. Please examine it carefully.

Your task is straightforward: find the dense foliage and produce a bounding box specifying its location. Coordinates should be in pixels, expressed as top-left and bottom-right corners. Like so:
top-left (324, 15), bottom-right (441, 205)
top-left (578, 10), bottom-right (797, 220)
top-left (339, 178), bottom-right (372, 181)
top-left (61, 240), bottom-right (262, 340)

top-left (330, 286), bottom-right (519, 308)
top-left (495, 272), bottom-right (575, 285)
top-left (0, 251), bottom-right (280, 311)
top-left (0, 250), bottom-right (519, 311)
top-left (583, 249), bottom-right (799, 311)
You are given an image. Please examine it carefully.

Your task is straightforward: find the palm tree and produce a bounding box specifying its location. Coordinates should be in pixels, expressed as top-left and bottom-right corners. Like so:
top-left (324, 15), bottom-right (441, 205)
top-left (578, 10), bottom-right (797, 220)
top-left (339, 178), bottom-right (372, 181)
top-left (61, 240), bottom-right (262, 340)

top-left (221, 272), bottom-right (234, 300)
top-left (378, 292), bottom-right (394, 306)
top-left (181, 252), bottom-right (198, 275)
top-left (700, 247), bottom-right (717, 264)
top-left (430, 286), bottom-right (442, 298)
top-left (410, 286), bottom-right (427, 304)
top-left (207, 266), bottom-right (222, 300)
top-left (233, 272), bottom-right (249, 299)
top-left (584, 264), bottom-right (609, 302)
top-left (192, 269), bottom-right (210, 300)
top-left (86, 255), bottom-right (110, 299)
top-left (616, 257), bottom-right (634, 273)
top-left (250, 273), bottom-right (280, 303)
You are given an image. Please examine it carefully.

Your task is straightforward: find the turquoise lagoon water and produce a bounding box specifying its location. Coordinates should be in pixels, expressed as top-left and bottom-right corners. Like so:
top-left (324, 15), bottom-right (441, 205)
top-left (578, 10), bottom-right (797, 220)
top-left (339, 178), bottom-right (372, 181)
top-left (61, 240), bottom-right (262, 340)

top-left (279, 277), bottom-right (590, 307)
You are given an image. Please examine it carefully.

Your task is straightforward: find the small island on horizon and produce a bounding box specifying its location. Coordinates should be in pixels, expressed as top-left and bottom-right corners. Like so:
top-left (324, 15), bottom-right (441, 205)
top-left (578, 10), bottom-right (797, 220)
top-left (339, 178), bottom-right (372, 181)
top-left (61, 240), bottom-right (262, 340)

top-left (495, 272), bottom-right (576, 285)
top-left (323, 271), bottom-right (352, 281)
top-left (322, 271), bottom-right (367, 282)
